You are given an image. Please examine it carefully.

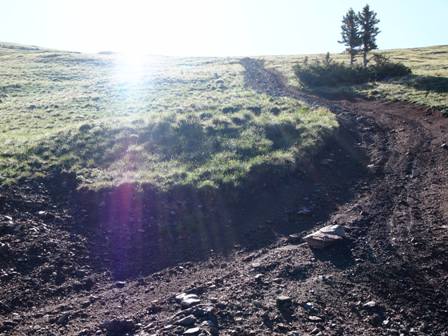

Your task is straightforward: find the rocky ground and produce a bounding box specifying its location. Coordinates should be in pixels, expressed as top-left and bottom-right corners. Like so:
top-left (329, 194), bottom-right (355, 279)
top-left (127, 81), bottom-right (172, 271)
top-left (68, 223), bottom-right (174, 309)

top-left (1, 59), bottom-right (448, 335)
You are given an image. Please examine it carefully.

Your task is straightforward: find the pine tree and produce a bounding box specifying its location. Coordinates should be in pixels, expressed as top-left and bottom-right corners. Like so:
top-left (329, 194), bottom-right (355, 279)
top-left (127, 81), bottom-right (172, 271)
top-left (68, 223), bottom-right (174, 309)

top-left (339, 8), bottom-right (361, 65)
top-left (358, 4), bottom-right (380, 67)
top-left (324, 52), bottom-right (332, 66)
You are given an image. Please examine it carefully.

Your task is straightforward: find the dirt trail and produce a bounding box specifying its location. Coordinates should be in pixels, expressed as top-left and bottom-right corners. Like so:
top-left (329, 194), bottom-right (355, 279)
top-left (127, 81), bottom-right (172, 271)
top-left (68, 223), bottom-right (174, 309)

top-left (1, 59), bottom-right (448, 335)
top-left (241, 58), bottom-right (448, 331)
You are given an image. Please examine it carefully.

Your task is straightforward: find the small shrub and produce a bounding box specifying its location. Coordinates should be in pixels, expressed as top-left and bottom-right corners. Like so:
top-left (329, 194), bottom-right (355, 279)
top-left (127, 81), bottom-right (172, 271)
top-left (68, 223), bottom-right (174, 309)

top-left (369, 54), bottom-right (412, 80)
top-left (294, 54), bottom-right (411, 87)
top-left (294, 62), bottom-right (367, 86)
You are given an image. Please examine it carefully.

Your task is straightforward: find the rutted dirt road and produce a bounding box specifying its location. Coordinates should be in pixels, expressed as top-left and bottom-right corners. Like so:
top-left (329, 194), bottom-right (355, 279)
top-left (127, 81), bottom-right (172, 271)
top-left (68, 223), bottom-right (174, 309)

top-left (241, 58), bottom-right (448, 333)
top-left (1, 58), bottom-right (447, 335)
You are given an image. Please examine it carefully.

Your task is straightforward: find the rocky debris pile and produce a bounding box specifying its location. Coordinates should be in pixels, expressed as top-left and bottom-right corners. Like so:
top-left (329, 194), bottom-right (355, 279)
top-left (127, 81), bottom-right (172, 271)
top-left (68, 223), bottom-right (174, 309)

top-left (303, 225), bottom-right (346, 248)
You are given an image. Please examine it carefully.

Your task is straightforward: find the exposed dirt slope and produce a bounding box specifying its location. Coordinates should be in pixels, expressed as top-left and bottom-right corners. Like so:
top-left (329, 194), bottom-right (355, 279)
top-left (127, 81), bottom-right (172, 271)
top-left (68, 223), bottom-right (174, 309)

top-left (1, 58), bottom-right (447, 336)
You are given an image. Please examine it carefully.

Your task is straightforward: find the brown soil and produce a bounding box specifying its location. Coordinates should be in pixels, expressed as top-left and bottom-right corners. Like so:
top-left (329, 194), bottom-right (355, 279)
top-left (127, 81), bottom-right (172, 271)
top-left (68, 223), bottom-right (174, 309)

top-left (1, 58), bottom-right (447, 336)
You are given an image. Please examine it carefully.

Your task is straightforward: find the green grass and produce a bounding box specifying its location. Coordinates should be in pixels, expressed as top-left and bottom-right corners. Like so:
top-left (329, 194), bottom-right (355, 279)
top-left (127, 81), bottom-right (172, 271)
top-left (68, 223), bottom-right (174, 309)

top-left (262, 45), bottom-right (448, 112)
top-left (0, 43), bottom-right (337, 190)
top-left (4, 43), bottom-right (445, 190)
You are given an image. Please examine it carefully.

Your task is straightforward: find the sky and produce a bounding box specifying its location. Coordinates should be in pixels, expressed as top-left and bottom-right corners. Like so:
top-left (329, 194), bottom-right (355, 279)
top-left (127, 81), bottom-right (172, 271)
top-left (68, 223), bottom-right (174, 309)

top-left (0, 0), bottom-right (446, 56)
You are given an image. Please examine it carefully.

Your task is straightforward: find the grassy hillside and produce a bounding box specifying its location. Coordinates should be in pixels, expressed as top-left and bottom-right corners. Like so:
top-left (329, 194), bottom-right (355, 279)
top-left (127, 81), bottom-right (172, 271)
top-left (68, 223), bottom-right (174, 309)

top-left (263, 45), bottom-right (448, 112)
top-left (2, 44), bottom-right (445, 190)
top-left (0, 44), bottom-right (337, 189)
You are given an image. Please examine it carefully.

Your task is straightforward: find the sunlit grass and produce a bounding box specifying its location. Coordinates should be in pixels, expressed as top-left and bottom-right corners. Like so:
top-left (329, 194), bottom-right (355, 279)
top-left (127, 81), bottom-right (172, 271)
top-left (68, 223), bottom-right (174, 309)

top-left (0, 44), bottom-right (337, 189)
top-left (3, 43), bottom-right (446, 190)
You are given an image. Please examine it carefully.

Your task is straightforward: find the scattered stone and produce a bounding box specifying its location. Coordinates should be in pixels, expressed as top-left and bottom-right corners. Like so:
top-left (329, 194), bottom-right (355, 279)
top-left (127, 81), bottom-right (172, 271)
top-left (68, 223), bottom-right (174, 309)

top-left (147, 302), bottom-right (161, 315)
top-left (441, 143), bottom-right (447, 149)
top-left (80, 300), bottom-right (91, 308)
top-left (37, 210), bottom-right (54, 219)
top-left (192, 304), bottom-right (215, 319)
top-left (276, 295), bottom-right (293, 312)
top-left (297, 207), bottom-right (313, 216)
top-left (363, 301), bottom-right (377, 309)
top-left (277, 295), bottom-right (292, 304)
top-left (251, 262), bottom-right (261, 269)
top-left (176, 293), bottom-right (201, 308)
top-left (55, 312), bottom-right (71, 325)
top-left (184, 326), bottom-right (200, 335)
top-left (200, 320), bottom-right (219, 336)
top-left (286, 233), bottom-right (302, 244)
top-left (100, 319), bottom-right (136, 336)
top-left (276, 323), bottom-right (290, 332)
top-left (77, 329), bottom-right (90, 336)
top-left (0, 242), bottom-right (11, 256)
top-left (176, 314), bottom-right (196, 327)
top-left (201, 319), bottom-right (217, 327)
top-left (303, 225), bottom-right (346, 248)
top-left (310, 327), bottom-right (320, 334)
top-left (185, 285), bottom-right (207, 295)
top-left (115, 281), bottom-right (126, 288)
top-left (308, 316), bottom-right (323, 322)
top-left (303, 302), bottom-right (319, 314)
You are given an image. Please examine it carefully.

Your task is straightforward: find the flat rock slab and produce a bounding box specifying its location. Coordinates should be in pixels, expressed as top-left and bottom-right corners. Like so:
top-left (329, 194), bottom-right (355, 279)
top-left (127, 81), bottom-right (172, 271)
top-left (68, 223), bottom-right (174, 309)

top-left (303, 225), bottom-right (346, 249)
top-left (175, 293), bottom-right (201, 308)
top-left (184, 327), bottom-right (201, 335)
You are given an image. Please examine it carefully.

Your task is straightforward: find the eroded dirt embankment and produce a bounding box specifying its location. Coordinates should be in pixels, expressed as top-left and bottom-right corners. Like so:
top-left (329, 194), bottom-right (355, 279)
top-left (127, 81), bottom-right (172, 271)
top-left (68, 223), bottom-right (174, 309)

top-left (1, 59), bottom-right (447, 335)
top-left (66, 113), bottom-right (367, 279)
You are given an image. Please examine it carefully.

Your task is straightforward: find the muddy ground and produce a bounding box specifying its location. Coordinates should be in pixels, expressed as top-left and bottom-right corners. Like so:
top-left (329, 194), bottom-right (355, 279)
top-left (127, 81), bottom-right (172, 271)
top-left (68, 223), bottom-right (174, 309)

top-left (0, 59), bottom-right (447, 335)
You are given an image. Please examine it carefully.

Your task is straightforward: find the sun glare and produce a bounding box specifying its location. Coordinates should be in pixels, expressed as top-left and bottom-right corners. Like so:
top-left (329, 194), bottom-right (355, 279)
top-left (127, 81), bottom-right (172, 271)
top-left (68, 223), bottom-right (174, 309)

top-left (114, 51), bottom-right (148, 82)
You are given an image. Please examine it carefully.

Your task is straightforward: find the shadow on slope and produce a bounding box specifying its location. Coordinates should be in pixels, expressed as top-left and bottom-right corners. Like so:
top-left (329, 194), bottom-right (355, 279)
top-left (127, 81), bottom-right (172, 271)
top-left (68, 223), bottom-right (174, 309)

top-left (38, 57), bottom-right (370, 280)
top-left (54, 120), bottom-right (368, 280)
top-left (404, 75), bottom-right (448, 93)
